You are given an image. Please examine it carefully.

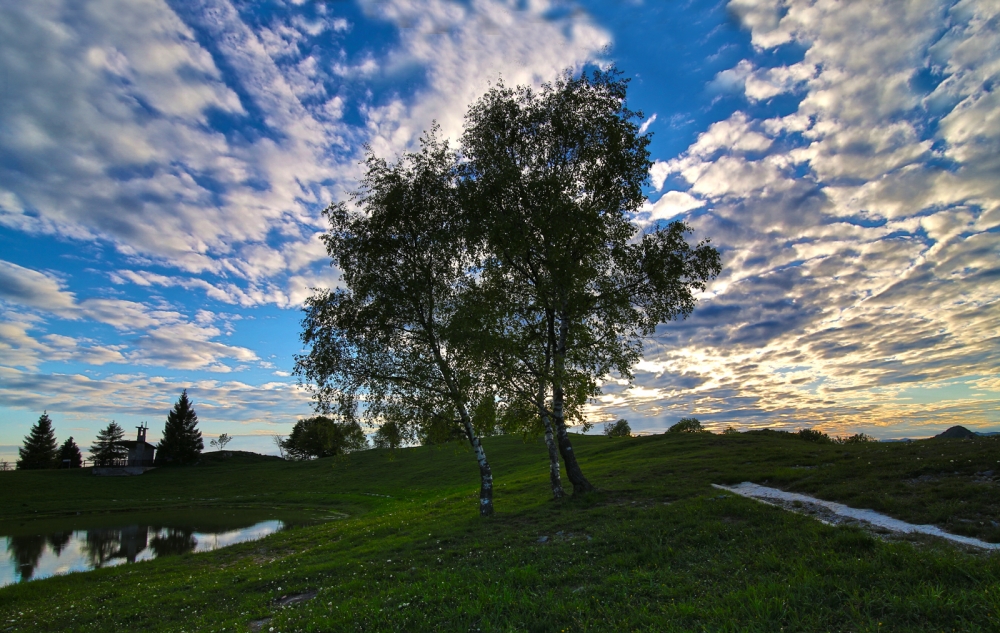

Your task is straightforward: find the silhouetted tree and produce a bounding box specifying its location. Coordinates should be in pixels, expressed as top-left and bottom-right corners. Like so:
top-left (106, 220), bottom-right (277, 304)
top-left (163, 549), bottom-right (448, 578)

top-left (462, 68), bottom-right (722, 494)
top-left (603, 419), bottom-right (632, 437)
top-left (58, 436), bottom-right (83, 468)
top-left (372, 418), bottom-right (411, 450)
top-left (281, 416), bottom-right (367, 460)
top-left (156, 390), bottom-right (204, 465)
top-left (90, 421), bottom-right (127, 466)
top-left (668, 417), bottom-right (703, 433)
top-left (17, 412), bottom-right (59, 470)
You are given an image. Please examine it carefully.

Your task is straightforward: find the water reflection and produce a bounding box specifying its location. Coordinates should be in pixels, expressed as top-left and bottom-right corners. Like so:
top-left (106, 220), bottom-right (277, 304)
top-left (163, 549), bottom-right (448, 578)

top-left (1, 520), bottom-right (286, 586)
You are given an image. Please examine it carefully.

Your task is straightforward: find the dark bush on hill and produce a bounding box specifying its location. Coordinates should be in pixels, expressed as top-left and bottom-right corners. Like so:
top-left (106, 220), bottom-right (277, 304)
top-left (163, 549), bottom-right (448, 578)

top-left (668, 417), bottom-right (703, 433)
top-left (603, 419), bottom-right (632, 437)
top-left (282, 416), bottom-right (367, 460)
top-left (838, 433), bottom-right (877, 444)
top-left (796, 428), bottom-right (833, 443)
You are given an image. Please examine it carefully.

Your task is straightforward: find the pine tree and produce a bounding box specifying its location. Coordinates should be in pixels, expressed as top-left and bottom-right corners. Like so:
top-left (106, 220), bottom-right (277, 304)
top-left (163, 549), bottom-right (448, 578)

top-left (17, 412), bottom-right (58, 470)
top-left (58, 436), bottom-right (83, 468)
top-left (90, 422), bottom-right (127, 466)
top-left (155, 390), bottom-right (204, 465)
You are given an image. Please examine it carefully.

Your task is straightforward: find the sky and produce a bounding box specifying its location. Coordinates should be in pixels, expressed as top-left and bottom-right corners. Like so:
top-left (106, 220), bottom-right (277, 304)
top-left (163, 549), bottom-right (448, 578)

top-left (1, 0), bottom-right (998, 460)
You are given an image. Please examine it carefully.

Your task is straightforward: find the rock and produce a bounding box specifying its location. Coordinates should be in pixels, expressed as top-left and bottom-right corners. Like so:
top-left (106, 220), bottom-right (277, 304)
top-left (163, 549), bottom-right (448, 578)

top-left (537, 536), bottom-right (549, 543)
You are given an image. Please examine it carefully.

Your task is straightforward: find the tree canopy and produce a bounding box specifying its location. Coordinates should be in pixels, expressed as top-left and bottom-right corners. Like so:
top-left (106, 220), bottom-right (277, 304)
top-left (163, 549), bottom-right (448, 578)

top-left (281, 416), bottom-right (367, 460)
top-left (17, 412), bottom-right (59, 470)
top-left (156, 390), bottom-right (204, 466)
top-left (297, 68), bottom-right (721, 513)
top-left (461, 68), bottom-right (721, 494)
top-left (296, 129), bottom-right (497, 516)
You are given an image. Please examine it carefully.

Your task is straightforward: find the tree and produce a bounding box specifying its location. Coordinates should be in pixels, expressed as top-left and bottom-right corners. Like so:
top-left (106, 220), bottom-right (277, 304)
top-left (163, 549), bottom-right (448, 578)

top-left (58, 437), bottom-right (83, 468)
top-left (210, 433), bottom-right (233, 450)
top-left (668, 417), bottom-right (703, 433)
top-left (604, 419), bottom-right (632, 437)
top-left (296, 129), bottom-right (498, 516)
top-left (17, 412), bottom-right (59, 469)
top-left (155, 390), bottom-right (204, 465)
top-left (90, 421), bottom-right (128, 466)
top-left (272, 434), bottom-right (286, 459)
top-left (372, 417), bottom-right (412, 450)
top-left (281, 416), bottom-right (367, 460)
top-left (462, 68), bottom-right (722, 494)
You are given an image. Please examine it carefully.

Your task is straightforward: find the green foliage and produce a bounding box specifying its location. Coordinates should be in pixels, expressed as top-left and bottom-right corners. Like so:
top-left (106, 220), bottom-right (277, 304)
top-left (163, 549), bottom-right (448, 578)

top-left (796, 428), bottom-right (833, 443)
top-left (58, 437), bottom-right (82, 468)
top-left (722, 426), bottom-right (740, 435)
top-left (461, 67), bottom-right (722, 496)
top-left (17, 412), bottom-right (59, 470)
top-left (281, 416), bottom-right (367, 460)
top-left (295, 128), bottom-right (496, 515)
top-left (603, 418), bottom-right (632, 437)
top-left (668, 417), bottom-right (703, 433)
top-left (89, 421), bottom-right (127, 466)
top-left (155, 390), bottom-right (204, 466)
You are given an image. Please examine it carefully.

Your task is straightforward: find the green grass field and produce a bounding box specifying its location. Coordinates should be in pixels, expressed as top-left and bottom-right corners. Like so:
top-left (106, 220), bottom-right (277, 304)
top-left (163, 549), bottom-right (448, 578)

top-left (1, 432), bottom-right (998, 632)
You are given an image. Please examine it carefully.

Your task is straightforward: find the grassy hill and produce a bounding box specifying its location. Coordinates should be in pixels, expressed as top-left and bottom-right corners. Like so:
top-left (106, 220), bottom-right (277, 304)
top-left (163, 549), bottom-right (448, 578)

top-left (1, 432), bottom-right (998, 632)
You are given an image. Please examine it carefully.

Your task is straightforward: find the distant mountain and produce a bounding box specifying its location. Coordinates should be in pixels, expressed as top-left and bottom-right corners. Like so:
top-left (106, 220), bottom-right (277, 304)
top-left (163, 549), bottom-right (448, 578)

top-left (933, 426), bottom-right (979, 439)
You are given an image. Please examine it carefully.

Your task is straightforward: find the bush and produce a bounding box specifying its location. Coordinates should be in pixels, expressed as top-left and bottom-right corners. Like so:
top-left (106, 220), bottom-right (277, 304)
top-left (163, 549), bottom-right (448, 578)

top-left (603, 419), bottom-right (632, 438)
top-left (796, 428), bottom-right (833, 443)
top-left (721, 426), bottom-right (739, 435)
top-left (838, 433), bottom-right (877, 444)
top-left (668, 417), bottom-right (703, 433)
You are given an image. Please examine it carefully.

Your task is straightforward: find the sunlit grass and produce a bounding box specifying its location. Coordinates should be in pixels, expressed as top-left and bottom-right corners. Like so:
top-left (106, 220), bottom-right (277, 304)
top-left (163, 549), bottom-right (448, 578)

top-left (1, 432), bottom-right (998, 632)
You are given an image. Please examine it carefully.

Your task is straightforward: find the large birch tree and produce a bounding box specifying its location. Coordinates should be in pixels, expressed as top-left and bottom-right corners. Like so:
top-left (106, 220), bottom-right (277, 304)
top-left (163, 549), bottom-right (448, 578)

top-left (461, 68), bottom-right (722, 495)
top-left (295, 131), bottom-right (497, 516)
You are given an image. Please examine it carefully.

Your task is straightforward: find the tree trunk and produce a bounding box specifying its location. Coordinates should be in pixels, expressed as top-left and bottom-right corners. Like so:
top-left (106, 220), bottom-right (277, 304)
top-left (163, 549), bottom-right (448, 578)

top-left (458, 406), bottom-right (495, 517)
top-left (537, 386), bottom-right (564, 499)
top-left (430, 338), bottom-right (495, 517)
top-left (551, 308), bottom-right (595, 495)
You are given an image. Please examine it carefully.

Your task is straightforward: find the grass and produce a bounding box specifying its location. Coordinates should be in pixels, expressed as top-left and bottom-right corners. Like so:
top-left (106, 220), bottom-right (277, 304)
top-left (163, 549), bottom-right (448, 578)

top-left (0, 432), bottom-right (998, 632)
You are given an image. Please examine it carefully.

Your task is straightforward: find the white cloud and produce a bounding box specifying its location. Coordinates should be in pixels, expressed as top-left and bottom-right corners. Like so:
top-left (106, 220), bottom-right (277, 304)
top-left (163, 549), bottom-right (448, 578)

top-left (585, 0), bottom-right (1000, 434)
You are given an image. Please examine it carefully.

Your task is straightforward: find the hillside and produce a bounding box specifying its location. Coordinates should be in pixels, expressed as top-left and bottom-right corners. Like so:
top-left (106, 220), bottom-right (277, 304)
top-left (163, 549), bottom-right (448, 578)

top-left (1, 432), bottom-right (998, 632)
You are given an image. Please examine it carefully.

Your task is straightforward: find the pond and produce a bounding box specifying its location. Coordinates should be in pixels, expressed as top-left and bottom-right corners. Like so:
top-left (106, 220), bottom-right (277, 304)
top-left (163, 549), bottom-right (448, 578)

top-left (0, 507), bottom-right (328, 586)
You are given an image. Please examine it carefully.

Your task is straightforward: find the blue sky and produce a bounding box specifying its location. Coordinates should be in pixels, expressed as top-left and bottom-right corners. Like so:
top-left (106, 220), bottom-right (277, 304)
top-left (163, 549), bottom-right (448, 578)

top-left (2, 0), bottom-right (998, 460)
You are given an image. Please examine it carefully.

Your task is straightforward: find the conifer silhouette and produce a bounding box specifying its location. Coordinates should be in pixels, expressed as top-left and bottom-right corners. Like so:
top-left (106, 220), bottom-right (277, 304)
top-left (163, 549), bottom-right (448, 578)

top-left (90, 421), bottom-right (127, 466)
top-left (58, 436), bottom-right (83, 468)
top-left (155, 390), bottom-right (204, 465)
top-left (17, 412), bottom-right (58, 470)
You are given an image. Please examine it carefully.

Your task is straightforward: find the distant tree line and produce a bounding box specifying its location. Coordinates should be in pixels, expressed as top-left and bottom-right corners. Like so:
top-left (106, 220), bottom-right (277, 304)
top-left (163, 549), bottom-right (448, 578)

top-left (13, 389), bottom-right (212, 470)
top-left (294, 67), bottom-right (723, 515)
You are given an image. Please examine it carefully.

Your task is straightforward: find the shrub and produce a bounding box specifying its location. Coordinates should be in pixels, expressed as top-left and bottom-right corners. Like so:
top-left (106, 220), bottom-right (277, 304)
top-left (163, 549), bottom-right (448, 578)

top-left (668, 417), bottom-right (703, 433)
top-left (603, 419), bottom-right (632, 438)
top-left (721, 426), bottom-right (739, 435)
top-left (796, 428), bottom-right (833, 443)
top-left (838, 433), bottom-right (877, 444)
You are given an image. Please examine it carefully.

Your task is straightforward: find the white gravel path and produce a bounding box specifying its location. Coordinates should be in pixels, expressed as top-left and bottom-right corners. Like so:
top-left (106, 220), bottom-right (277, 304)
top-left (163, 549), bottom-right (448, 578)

top-left (712, 481), bottom-right (1000, 551)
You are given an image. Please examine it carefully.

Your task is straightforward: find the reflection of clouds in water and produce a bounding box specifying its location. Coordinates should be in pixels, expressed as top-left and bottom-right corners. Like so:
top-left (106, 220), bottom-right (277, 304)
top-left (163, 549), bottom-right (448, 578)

top-left (0, 520), bottom-right (285, 586)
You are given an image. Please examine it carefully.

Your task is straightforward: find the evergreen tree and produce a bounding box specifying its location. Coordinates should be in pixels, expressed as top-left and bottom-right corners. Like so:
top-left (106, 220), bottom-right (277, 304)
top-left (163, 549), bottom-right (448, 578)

top-left (17, 412), bottom-right (58, 470)
top-left (155, 390), bottom-right (204, 465)
top-left (90, 422), bottom-right (127, 466)
top-left (58, 436), bottom-right (83, 468)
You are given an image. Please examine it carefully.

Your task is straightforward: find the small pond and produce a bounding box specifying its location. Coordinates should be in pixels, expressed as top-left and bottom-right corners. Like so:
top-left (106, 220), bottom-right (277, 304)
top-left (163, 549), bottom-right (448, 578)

top-left (0, 508), bottom-right (328, 586)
